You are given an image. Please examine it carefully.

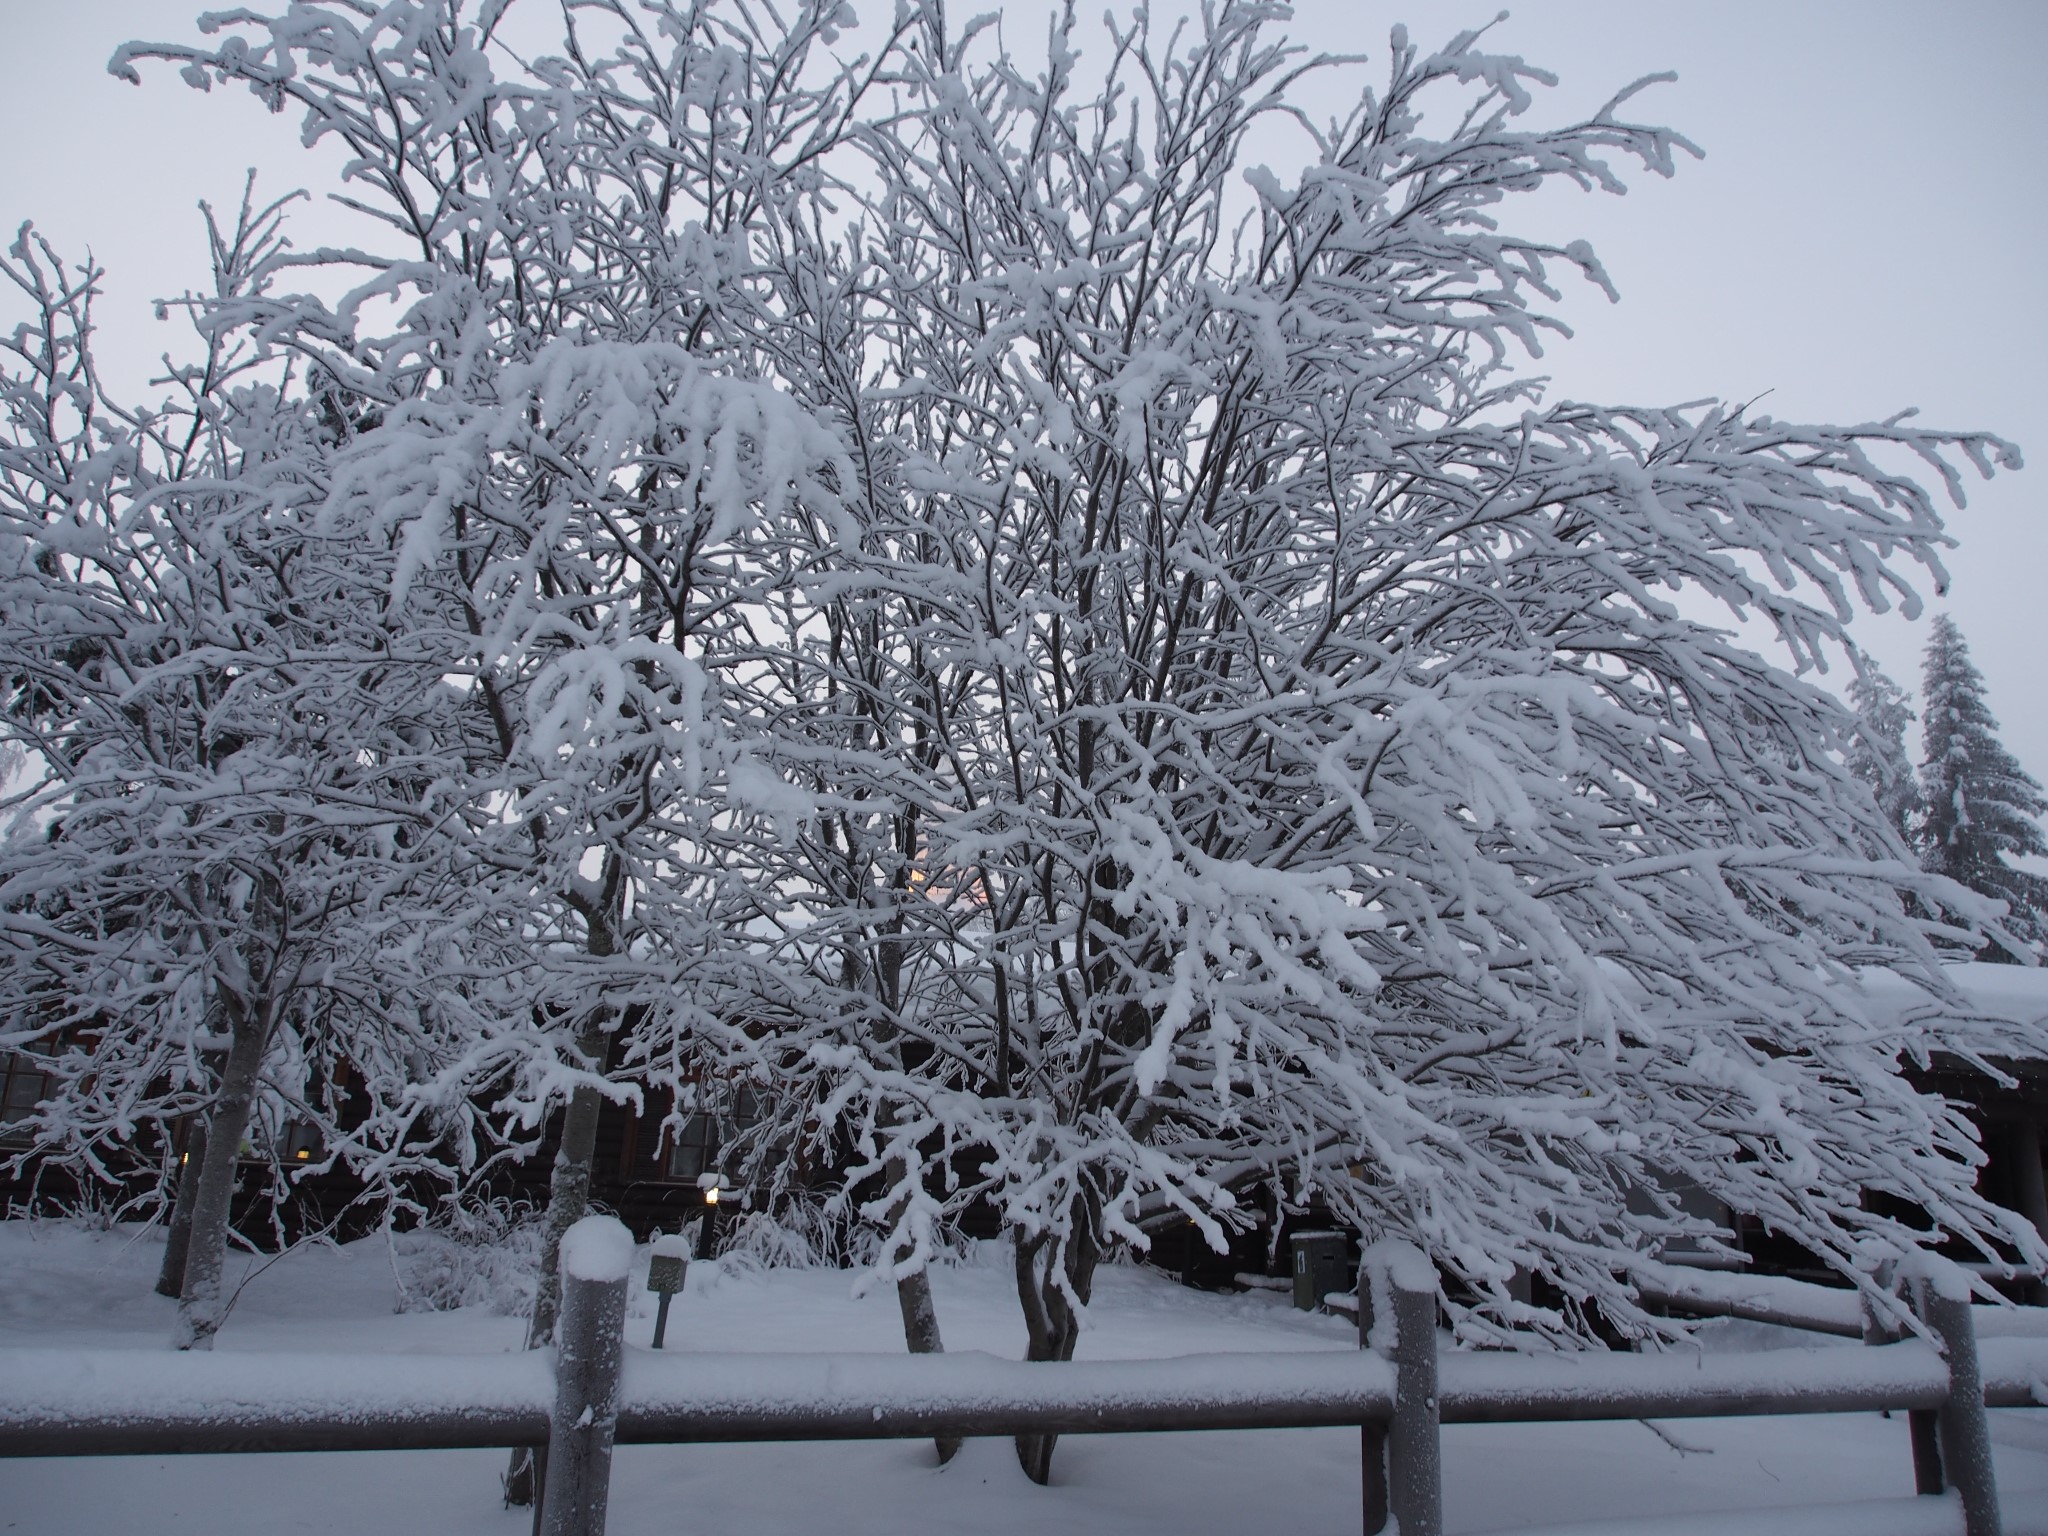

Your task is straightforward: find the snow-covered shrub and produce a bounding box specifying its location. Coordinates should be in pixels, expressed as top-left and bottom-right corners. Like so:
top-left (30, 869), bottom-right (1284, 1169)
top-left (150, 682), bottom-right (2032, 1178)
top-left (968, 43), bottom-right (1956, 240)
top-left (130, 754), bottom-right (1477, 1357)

top-left (388, 1199), bottom-right (546, 1316)
top-left (715, 1203), bottom-right (841, 1271)
top-left (714, 1194), bottom-right (918, 1272)
top-left (709, 1195), bottom-right (989, 1274)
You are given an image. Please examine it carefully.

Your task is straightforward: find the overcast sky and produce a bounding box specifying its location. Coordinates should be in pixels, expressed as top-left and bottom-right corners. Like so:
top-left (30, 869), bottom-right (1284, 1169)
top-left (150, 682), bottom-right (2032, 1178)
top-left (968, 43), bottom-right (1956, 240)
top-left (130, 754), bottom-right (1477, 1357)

top-left (3, 0), bottom-right (2044, 783)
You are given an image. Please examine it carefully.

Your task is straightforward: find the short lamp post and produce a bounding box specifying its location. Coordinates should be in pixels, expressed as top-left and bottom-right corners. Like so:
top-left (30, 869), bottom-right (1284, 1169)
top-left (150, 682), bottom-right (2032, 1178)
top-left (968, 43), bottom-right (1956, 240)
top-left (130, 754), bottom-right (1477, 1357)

top-left (645, 1233), bottom-right (689, 1350)
top-left (693, 1173), bottom-right (729, 1261)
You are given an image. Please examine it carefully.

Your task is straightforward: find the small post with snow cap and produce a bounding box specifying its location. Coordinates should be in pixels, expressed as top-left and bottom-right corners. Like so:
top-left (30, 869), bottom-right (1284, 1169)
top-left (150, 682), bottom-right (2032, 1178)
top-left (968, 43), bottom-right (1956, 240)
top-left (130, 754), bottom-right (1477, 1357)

top-left (1361, 1239), bottom-right (1441, 1536)
top-left (541, 1215), bottom-right (631, 1536)
top-left (1911, 1255), bottom-right (2001, 1536)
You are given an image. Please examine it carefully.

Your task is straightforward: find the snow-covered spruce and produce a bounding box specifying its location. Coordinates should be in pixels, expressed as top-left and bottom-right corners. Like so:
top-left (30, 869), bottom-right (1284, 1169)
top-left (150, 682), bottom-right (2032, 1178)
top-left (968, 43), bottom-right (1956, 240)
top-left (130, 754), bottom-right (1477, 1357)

top-left (1845, 658), bottom-right (1922, 854)
top-left (1918, 614), bottom-right (2048, 961)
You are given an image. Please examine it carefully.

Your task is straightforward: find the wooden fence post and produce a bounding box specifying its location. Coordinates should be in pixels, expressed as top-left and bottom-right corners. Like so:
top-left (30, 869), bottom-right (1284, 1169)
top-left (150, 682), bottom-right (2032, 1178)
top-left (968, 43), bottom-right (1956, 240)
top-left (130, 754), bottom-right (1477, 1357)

top-left (1863, 1276), bottom-right (1944, 1496)
top-left (1358, 1266), bottom-right (1388, 1536)
top-left (540, 1215), bottom-right (631, 1536)
top-left (1916, 1268), bottom-right (2001, 1536)
top-left (1362, 1242), bottom-right (1442, 1536)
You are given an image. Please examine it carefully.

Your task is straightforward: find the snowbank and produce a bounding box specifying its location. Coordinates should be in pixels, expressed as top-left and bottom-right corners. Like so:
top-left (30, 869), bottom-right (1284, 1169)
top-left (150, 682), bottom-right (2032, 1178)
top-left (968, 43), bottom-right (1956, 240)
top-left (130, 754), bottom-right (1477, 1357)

top-left (5, 1224), bottom-right (2048, 1535)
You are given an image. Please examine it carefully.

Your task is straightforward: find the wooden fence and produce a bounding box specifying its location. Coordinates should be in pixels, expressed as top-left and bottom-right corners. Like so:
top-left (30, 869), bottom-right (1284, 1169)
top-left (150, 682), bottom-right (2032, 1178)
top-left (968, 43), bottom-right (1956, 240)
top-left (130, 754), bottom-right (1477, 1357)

top-left (3, 1215), bottom-right (2046, 1536)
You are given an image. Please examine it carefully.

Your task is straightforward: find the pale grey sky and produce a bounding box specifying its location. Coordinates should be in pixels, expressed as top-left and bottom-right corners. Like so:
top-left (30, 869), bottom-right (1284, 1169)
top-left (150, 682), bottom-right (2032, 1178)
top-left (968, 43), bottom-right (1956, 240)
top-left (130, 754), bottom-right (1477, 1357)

top-left (3, 0), bottom-right (2044, 783)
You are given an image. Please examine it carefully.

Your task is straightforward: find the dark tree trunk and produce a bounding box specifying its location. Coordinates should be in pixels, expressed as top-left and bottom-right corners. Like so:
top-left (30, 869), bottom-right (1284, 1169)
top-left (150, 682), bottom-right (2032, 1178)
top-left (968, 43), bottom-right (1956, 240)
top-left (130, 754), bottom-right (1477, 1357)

top-left (1012, 1188), bottom-right (1103, 1484)
top-left (887, 1150), bottom-right (960, 1464)
top-left (155, 1118), bottom-right (207, 1298)
top-left (897, 1272), bottom-right (959, 1463)
top-left (526, 1065), bottom-right (608, 1349)
top-left (171, 1009), bottom-right (269, 1350)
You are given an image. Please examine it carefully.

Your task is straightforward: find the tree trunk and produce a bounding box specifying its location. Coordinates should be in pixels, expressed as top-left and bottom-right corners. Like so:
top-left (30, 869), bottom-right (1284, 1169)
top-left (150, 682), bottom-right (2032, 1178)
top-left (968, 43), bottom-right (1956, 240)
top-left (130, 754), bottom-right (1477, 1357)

top-left (171, 1015), bottom-right (269, 1350)
top-left (1012, 1195), bottom-right (1102, 1484)
top-left (887, 1152), bottom-right (960, 1465)
top-left (155, 1118), bottom-right (207, 1298)
top-left (504, 1024), bottom-right (610, 1508)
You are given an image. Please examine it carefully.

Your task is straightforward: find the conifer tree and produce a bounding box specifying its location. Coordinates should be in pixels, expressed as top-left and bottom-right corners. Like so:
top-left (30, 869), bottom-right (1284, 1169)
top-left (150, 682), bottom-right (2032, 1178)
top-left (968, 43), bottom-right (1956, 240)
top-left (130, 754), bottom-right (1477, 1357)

top-left (1919, 614), bottom-right (2048, 961)
top-left (1846, 659), bottom-right (1921, 849)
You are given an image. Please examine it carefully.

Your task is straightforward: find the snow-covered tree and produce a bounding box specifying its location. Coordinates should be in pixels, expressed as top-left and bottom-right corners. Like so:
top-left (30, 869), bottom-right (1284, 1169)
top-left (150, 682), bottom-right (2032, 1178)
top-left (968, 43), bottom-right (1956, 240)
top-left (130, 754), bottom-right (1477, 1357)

top-left (0, 195), bottom-right (474, 1349)
top-left (113, 0), bottom-right (918, 1485)
top-left (758, 4), bottom-right (2039, 1480)
top-left (1918, 614), bottom-right (2048, 962)
top-left (1845, 658), bottom-right (1921, 849)
top-left (47, 0), bottom-right (2048, 1499)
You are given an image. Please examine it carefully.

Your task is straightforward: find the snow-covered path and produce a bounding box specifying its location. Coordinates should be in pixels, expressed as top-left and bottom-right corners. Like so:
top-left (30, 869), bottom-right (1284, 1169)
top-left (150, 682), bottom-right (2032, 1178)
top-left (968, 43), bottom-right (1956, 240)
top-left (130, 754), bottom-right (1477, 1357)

top-left (3, 1221), bottom-right (2046, 1535)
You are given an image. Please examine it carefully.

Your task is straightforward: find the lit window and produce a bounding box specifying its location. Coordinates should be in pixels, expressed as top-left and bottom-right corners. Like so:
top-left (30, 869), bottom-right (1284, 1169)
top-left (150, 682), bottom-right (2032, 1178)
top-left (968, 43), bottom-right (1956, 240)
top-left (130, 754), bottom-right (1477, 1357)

top-left (279, 1121), bottom-right (323, 1163)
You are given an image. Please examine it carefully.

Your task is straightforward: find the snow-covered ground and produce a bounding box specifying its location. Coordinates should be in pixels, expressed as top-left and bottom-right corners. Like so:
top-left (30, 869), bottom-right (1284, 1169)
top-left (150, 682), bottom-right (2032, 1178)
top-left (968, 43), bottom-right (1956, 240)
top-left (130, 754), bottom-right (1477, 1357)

top-left (3, 1219), bottom-right (2048, 1535)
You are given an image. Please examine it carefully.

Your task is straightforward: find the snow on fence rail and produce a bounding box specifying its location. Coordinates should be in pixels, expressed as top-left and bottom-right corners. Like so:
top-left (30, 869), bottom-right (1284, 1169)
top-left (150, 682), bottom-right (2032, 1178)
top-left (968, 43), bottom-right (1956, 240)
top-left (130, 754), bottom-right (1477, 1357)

top-left (7, 1334), bottom-right (2043, 1452)
top-left (0, 1348), bottom-right (552, 1456)
top-left (1, 1216), bottom-right (2043, 1536)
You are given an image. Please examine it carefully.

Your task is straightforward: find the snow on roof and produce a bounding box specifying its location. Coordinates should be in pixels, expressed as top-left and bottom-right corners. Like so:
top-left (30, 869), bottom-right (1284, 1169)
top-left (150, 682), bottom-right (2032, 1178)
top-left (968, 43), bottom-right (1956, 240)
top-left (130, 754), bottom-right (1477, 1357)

top-left (1850, 962), bottom-right (2048, 1061)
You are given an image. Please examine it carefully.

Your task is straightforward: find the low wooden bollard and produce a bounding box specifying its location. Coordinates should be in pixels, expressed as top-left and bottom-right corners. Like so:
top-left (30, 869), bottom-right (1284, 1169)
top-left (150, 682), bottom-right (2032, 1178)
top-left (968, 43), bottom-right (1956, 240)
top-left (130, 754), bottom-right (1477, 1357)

top-left (1360, 1241), bottom-right (1442, 1536)
top-left (540, 1216), bottom-right (631, 1536)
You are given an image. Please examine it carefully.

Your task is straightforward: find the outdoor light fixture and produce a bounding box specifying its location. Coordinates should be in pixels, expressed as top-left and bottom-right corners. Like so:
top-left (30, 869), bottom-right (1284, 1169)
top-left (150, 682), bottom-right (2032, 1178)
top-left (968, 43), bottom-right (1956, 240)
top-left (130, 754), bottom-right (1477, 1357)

top-left (694, 1173), bottom-right (728, 1259)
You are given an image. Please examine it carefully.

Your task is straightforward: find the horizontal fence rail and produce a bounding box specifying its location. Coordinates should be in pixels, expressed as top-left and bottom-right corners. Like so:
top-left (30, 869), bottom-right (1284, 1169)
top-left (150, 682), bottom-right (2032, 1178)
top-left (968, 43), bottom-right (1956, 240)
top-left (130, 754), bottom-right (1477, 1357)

top-left (1634, 1264), bottom-right (1868, 1338)
top-left (8, 1336), bottom-right (2044, 1459)
top-left (0, 1346), bottom-right (1402, 1455)
top-left (1438, 1343), bottom-right (1954, 1423)
top-left (0, 1347), bottom-right (552, 1457)
top-left (616, 1348), bottom-right (1397, 1442)
top-left (2, 1217), bottom-right (2045, 1536)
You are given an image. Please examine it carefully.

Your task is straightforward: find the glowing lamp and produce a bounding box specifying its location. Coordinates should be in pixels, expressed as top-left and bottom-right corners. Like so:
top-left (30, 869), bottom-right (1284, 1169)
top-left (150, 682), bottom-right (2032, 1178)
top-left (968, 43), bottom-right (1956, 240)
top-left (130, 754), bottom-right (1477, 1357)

top-left (692, 1173), bottom-right (728, 1260)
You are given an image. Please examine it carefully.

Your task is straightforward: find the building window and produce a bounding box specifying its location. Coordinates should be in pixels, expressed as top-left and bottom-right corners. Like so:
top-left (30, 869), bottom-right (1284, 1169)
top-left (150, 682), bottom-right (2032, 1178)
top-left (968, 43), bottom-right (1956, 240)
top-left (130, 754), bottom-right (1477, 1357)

top-left (665, 1111), bottom-right (718, 1182)
top-left (661, 1085), bottom-right (761, 1182)
top-left (278, 1121), bottom-right (323, 1164)
top-left (0, 1051), bottom-right (51, 1134)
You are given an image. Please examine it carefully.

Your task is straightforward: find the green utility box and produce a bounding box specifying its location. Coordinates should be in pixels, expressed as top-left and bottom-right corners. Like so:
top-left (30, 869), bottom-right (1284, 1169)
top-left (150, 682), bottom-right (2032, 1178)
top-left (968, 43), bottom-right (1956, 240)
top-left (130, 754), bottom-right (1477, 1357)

top-left (1291, 1230), bottom-right (1351, 1311)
